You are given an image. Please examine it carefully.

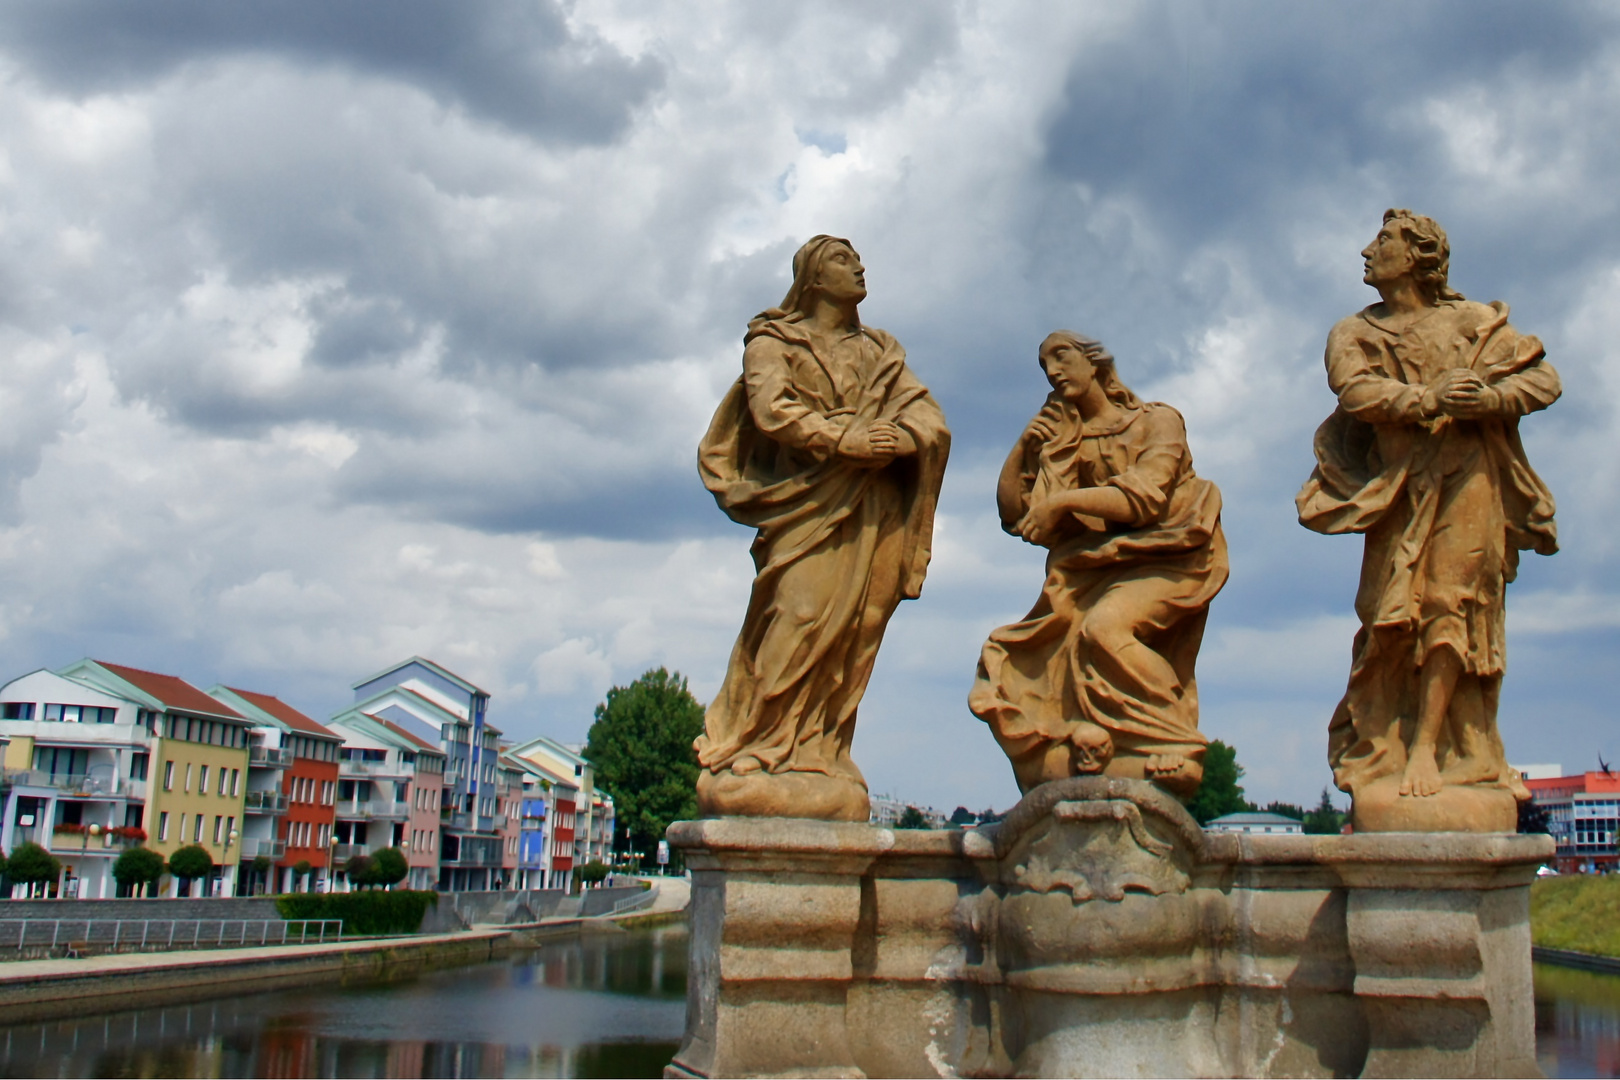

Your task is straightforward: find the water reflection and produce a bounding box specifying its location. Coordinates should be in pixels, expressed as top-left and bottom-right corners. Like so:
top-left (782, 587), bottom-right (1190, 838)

top-left (0, 925), bottom-right (687, 1079)
top-left (1537, 962), bottom-right (1620, 1079)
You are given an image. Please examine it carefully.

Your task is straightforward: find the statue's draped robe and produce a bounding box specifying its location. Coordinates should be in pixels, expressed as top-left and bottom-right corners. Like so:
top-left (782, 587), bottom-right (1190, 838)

top-left (696, 316), bottom-right (950, 786)
top-left (1296, 300), bottom-right (1559, 798)
top-left (970, 399), bottom-right (1227, 791)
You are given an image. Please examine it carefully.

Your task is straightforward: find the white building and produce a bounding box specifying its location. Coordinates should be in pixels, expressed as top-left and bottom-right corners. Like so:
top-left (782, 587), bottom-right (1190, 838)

top-left (1203, 812), bottom-right (1304, 835)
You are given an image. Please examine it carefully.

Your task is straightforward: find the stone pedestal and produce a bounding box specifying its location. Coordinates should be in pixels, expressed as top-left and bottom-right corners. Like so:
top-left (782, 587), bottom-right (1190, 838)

top-left (666, 777), bottom-right (1550, 1079)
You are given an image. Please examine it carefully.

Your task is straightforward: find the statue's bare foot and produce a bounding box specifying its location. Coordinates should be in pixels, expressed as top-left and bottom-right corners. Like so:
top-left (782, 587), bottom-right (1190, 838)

top-left (1399, 746), bottom-right (1443, 797)
top-left (1146, 754), bottom-right (1194, 782)
top-left (730, 755), bottom-right (762, 777)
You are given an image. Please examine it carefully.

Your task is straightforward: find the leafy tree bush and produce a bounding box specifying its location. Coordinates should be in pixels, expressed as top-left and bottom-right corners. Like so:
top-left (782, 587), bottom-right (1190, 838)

top-left (1518, 798), bottom-right (1552, 835)
top-left (577, 861), bottom-right (610, 886)
top-left (948, 806), bottom-right (977, 827)
top-left (275, 890), bottom-right (438, 935)
top-left (1302, 788), bottom-right (1348, 835)
top-left (8, 842), bottom-right (61, 887)
top-left (167, 844), bottom-right (213, 891)
top-left (584, 667), bottom-right (705, 869)
top-left (1186, 740), bottom-right (1253, 824)
top-left (1261, 801), bottom-right (1306, 821)
top-left (113, 847), bottom-right (166, 897)
top-left (345, 853), bottom-right (375, 886)
top-left (370, 847), bottom-right (409, 888)
top-left (896, 806), bottom-right (929, 829)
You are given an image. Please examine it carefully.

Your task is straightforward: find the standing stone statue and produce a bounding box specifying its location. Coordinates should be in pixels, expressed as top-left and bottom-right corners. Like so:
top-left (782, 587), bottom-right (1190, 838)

top-left (695, 235), bottom-right (951, 821)
top-left (1298, 209), bottom-right (1560, 832)
top-left (970, 332), bottom-right (1228, 798)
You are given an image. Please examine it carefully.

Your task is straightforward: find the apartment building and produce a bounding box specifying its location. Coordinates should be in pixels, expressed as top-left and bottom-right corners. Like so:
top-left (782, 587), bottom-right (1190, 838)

top-left (208, 686), bottom-right (343, 894)
top-left (508, 735), bottom-right (616, 869)
top-left (325, 709), bottom-right (446, 891)
top-left (503, 754), bottom-right (582, 890)
top-left (1525, 768), bottom-right (1620, 874)
top-left (0, 668), bottom-right (152, 898)
top-left (346, 657), bottom-right (505, 890)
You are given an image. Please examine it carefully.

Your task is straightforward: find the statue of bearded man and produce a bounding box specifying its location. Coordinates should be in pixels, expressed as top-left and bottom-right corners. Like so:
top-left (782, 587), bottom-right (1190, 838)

top-left (1298, 209), bottom-right (1560, 832)
top-left (694, 236), bottom-right (951, 821)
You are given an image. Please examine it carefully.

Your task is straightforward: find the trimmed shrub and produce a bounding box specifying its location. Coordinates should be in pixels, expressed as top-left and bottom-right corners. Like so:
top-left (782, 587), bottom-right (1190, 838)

top-left (370, 847), bottom-right (408, 888)
top-left (577, 861), bottom-right (610, 885)
top-left (112, 847), bottom-right (165, 897)
top-left (274, 889), bottom-right (438, 936)
top-left (8, 842), bottom-right (61, 885)
top-left (167, 844), bottom-right (213, 882)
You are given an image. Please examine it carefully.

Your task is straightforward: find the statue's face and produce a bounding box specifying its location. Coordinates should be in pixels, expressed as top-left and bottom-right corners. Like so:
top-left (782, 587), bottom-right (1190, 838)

top-left (1362, 222), bottom-right (1416, 288)
top-left (811, 244), bottom-right (866, 304)
top-left (1069, 722), bottom-right (1113, 774)
top-left (1041, 340), bottom-right (1098, 403)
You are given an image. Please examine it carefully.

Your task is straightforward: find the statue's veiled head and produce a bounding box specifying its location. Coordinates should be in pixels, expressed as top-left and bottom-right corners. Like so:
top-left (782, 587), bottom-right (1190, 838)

top-left (776, 235), bottom-right (865, 317)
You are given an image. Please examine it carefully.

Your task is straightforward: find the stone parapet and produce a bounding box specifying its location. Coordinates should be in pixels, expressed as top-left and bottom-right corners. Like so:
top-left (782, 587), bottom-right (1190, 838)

top-left (667, 777), bottom-right (1551, 1079)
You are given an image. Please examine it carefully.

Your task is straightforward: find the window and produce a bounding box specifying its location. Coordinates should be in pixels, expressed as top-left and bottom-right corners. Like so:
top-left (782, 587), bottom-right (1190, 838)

top-left (158, 812), bottom-right (169, 840)
top-left (192, 814), bottom-right (203, 843)
top-left (130, 752), bottom-right (149, 781)
top-left (226, 815), bottom-right (234, 841)
top-left (213, 815), bottom-right (223, 844)
top-left (198, 765), bottom-right (209, 794)
top-left (184, 763), bottom-right (193, 792)
top-left (2, 702), bottom-right (35, 720)
top-left (163, 761), bottom-right (175, 790)
top-left (230, 769), bottom-right (240, 796)
top-left (318, 823), bottom-right (331, 847)
top-left (219, 768), bottom-right (228, 796)
top-left (322, 780), bottom-right (334, 805)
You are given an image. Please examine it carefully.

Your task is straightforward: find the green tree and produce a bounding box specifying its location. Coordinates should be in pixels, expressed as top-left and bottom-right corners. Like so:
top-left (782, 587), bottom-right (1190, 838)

top-left (293, 859), bottom-right (312, 890)
top-left (584, 667), bottom-right (705, 869)
top-left (948, 806), bottom-right (976, 827)
top-left (897, 806), bottom-right (929, 829)
top-left (1186, 740), bottom-right (1252, 824)
top-left (168, 844), bottom-right (213, 894)
top-left (112, 847), bottom-right (165, 897)
top-left (1262, 801), bottom-right (1306, 821)
top-left (1302, 787), bottom-right (1347, 835)
top-left (345, 853), bottom-right (375, 887)
top-left (371, 847), bottom-right (409, 888)
top-left (1518, 799), bottom-right (1552, 835)
top-left (577, 860), bottom-right (610, 886)
top-left (250, 854), bottom-right (272, 895)
top-left (7, 842), bottom-right (61, 892)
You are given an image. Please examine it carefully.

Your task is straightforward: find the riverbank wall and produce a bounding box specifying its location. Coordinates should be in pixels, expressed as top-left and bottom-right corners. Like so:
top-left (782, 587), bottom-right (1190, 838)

top-left (0, 929), bottom-right (510, 1024)
top-left (1535, 945), bottom-right (1620, 975)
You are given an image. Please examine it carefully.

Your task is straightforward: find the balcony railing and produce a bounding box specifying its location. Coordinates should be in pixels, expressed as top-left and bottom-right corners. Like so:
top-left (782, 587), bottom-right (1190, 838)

top-left (243, 791), bottom-right (289, 814)
top-left (5, 770), bottom-right (118, 796)
top-left (336, 799), bottom-right (409, 820)
top-left (492, 814), bottom-right (508, 829)
top-left (331, 842), bottom-right (359, 861)
top-left (337, 759), bottom-right (400, 776)
top-left (443, 812), bottom-right (472, 830)
top-left (248, 747), bottom-right (294, 768)
top-left (240, 837), bottom-right (286, 859)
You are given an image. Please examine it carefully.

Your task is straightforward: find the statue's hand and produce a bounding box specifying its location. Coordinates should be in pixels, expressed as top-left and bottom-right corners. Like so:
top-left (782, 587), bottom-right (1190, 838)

top-left (837, 421), bottom-right (898, 465)
top-left (1438, 370), bottom-right (1502, 418)
top-left (1023, 402), bottom-right (1064, 446)
top-left (1017, 496), bottom-right (1075, 546)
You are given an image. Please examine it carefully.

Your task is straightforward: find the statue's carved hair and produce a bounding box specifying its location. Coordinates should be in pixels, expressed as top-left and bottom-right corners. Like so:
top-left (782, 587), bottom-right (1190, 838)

top-left (1382, 209), bottom-right (1465, 303)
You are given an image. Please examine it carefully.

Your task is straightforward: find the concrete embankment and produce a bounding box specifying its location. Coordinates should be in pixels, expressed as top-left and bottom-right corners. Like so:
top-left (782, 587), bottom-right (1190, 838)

top-left (0, 929), bottom-right (510, 1024)
top-left (1534, 945), bottom-right (1620, 975)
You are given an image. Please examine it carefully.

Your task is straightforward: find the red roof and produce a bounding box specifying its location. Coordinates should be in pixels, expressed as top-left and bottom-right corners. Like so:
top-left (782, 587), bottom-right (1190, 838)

top-left (1526, 771), bottom-right (1620, 796)
top-left (366, 713), bottom-right (444, 757)
top-left (223, 687), bottom-right (340, 742)
top-left (97, 662), bottom-right (246, 721)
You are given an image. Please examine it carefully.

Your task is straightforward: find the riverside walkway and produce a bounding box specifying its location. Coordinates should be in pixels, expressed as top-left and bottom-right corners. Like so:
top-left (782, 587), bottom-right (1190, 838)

top-left (0, 876), bottom-right (692, 1023)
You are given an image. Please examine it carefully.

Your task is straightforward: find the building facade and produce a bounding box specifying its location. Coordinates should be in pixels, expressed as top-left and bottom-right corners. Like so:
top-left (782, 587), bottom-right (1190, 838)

top-left (1525, 769), bottom-right (1620, 874)
top-left (508, 735), bottom-right (615, 870)
top-left (208, 686), bottom-right (342, 894)
top-left (324, 710), bottom-right (447, 891)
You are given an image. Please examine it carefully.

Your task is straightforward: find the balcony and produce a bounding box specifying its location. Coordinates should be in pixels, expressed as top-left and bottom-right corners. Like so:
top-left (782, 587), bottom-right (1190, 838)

top-left (492, 814), bottom-right (508, 829)
top-left (241, 837), bottom-right (286, 859)
top-left (338, 759), bottom-right (401, 776)
top-left (248, 746), bottom-right (294, 768)
top-left (5, 770), bottom-right (120, 797)
top-left (443, 811), bottom-right (472, 830)
top-left (336, 799), bottom-right (409, 820)
top-left (243, 790), bottom-right (289, 814)
top-left (331, 842), bottom-right (359, 861)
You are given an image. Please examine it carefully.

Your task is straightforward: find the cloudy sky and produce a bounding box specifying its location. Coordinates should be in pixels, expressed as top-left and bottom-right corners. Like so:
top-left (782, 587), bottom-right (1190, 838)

top-left (1, 0), bottom-right (1616, 814)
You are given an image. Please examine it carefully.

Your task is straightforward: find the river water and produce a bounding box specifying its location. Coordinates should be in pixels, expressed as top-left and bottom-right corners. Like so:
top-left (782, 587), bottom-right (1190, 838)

top-left (0, 931), bottom-right (1615, 1078)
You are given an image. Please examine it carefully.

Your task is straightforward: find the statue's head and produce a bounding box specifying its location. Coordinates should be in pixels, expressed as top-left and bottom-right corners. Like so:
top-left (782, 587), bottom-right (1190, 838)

top-left (1039, 331), bottom-right (1140, 409)
top-left (779, 235), bottom-right (865, 315)
top-left (1069, 721), bottom-right (1114, 774)
top-left (1365, 209), bottom-right (1458, 303)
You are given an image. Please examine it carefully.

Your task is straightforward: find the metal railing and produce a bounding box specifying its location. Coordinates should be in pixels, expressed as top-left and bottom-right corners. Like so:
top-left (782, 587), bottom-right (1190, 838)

top-left (241, 837), bottom-right (286, 858)
top-left (611, 886), bottom-right (659, 916)
top-left (0, 918), bottom-right (342, 955)
top-left (4, 770), bottom-right (116, 796)
top-left (336, 799), bottom-right (409, 819)
top-left (337, 760), bottom-right (399, 776)
top-left (243, 790), bottom-right (289, 813)
top-left (248, 747), bottom-right (294, 767)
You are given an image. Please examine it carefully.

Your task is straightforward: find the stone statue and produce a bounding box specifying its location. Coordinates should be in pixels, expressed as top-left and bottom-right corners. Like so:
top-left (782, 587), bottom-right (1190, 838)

top-left (970, 332), bottom-right (1228, 798)
top-left (1297, 209), bottom-right (1560, 832)
top-left (695, 235), bottom-right (951, 821)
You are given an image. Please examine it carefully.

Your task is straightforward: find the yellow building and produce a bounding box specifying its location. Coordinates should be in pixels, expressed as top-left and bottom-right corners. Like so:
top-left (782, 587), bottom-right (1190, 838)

top-left (60, 661), bottom-right (252, 894)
